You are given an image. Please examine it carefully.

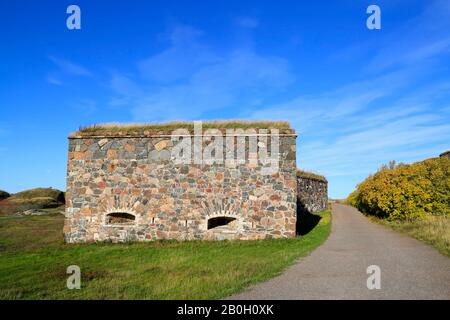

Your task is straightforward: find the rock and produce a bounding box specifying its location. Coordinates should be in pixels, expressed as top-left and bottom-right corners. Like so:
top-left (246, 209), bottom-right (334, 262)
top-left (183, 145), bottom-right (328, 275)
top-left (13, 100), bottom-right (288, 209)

top-left (98, 139), bottom-right (109, 147)
top-left (22, 209), bottom-right (54, 216)
top-left (148, 149), bottom-right (160, 161)
top-left (159, 150), bottom-right (171, 161)
top-left (154, 140), bottom-right (172, 151)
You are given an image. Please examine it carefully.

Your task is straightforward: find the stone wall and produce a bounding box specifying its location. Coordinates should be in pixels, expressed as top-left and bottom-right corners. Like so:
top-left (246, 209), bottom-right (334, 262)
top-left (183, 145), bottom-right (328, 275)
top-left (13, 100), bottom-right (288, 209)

top-left (64, 128), bottom-right (297, 242)
top-left (297, 175), bottom-right (328, 214)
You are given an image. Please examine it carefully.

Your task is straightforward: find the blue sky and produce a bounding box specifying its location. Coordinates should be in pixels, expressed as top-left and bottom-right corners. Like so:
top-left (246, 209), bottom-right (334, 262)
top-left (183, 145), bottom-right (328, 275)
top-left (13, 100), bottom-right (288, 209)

top-left (1, 0), bottom-right (449, 198)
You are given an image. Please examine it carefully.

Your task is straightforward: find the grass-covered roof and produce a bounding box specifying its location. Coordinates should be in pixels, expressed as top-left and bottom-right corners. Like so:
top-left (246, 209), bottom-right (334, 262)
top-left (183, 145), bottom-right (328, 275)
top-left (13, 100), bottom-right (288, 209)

top-left (71, 120), bottom-right (293, 137)
top-left (296, 170), bottom-right (327, 182)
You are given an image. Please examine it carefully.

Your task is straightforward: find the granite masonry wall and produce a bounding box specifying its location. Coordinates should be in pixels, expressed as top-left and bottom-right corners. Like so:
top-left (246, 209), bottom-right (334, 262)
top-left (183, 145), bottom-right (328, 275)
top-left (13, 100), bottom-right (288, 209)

top-left (297, 175), bottom-right (328, 214)
top-left (64, 128), bottom-right (297, 242)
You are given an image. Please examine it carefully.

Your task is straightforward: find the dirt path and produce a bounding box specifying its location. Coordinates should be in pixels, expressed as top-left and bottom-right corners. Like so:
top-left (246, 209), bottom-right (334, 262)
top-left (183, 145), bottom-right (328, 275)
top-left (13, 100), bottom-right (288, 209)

top-left (228, 204), bottom-right (450, 299)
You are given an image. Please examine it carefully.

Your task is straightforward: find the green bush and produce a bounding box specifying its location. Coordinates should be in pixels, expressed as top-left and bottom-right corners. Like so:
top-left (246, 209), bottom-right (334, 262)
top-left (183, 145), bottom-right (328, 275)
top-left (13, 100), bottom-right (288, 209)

top-left (8, 188), bottom-right (64, 203)
top-left (348, 157), bottom-right (450, 220)
top-left (7, 196), bottom-right (60, 208)
top-left (0, 190), bottom-right (10, 200)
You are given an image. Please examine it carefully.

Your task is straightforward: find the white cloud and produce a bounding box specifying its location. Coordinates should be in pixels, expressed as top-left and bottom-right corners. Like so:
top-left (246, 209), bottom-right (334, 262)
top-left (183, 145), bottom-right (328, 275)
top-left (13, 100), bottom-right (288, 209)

top-left (243, 0), bottom-right (450, 198)
top-left (366, 1), bottom-right (450, 73)
top-left (49, 56), bottom-right (93, 77)
top-left (235, 17), bottom-right (259, 29)
top-left (110, 25), bottom-right (294, 120)
top-left (138, 26), bottom-right (218, 83)
top-left (46, 75), bottom-right (63, 86)
top-left (104, 3), bottom-right (450, 198)
top-left (248, 70), bottom-right (450, 197)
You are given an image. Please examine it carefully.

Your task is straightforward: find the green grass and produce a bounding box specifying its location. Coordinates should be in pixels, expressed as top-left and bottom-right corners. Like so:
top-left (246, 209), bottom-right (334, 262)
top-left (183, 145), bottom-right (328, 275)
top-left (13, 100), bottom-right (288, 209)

top-left (0, 210), bottom-right (331, 299)
top-left (369, 215), bottom-right (450, 257)
top-left (0, 188), bottom-right (65, 216)
top-left (7, 187), bottom-right (64, 202)
top-left (296, 170), bottom-right (327, 182)
top-left (74, 120), bottom-right (292, 136)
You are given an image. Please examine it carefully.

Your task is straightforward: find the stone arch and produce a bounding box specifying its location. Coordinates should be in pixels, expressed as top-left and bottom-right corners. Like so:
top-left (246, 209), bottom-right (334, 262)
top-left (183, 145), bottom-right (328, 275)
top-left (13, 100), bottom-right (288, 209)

top-left (208, 216), bottom-right (236, 230)
top-left (204, 210), bottom-right (241, 231)
top-left (104, 208), bottom-right (138, 226)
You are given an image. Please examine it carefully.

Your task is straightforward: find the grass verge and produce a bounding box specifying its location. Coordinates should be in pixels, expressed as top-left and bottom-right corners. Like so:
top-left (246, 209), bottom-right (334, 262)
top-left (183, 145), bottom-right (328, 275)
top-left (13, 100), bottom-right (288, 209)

top-left (369, 215), bottom-right (449, 257)
top-left (0, 210), bottom-right (331, 299)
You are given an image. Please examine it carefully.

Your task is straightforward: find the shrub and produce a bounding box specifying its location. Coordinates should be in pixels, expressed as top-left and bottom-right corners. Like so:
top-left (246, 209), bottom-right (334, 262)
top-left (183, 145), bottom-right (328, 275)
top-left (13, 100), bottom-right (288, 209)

top-left (348, 157), bottom-right (450, 220)
top-left (0, 190), bottom-right (10, 200)
top-left (7, 196), bottom-right (60, 208)
top-left (8, 188), bottom-right (64, 203)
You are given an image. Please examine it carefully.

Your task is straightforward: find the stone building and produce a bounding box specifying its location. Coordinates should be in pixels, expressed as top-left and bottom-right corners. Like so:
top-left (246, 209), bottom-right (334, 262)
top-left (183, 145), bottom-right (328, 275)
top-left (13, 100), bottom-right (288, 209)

top-left (296, 170), bottom-right (328, 215)
top-left (64, 122), bottom-right (300, 242)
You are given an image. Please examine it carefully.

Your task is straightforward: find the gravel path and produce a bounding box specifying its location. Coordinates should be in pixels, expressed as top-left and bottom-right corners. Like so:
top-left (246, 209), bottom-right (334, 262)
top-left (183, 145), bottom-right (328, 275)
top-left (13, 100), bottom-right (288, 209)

top-left (229, 204), bottom-right (450, 299)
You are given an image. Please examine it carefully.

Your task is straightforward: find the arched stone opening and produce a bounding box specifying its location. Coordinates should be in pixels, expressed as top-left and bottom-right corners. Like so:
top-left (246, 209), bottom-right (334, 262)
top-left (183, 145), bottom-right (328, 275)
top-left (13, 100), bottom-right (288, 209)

top-left (207, 216), bottom-right (236, 230)
top-left (106, 212), bottom-right (135, 225)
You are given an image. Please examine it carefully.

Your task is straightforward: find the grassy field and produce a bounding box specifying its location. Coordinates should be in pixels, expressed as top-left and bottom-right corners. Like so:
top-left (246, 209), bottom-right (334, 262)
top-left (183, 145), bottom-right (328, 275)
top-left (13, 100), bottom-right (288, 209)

top-left (0, 209), bottom-right (331, 300)
top-left (0, 188), bottom-right (65, 216)
top-left (369, 215), bottom-right (450, 257)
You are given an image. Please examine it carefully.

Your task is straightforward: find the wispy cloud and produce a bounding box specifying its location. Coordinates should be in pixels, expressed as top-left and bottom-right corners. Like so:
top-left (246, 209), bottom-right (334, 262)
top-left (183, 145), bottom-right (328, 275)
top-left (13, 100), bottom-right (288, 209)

top-left (235, 17), bottom-right (259, 29)
top-left (246, 1), bottom-right (450, 197)
top-left (49, 56), bottom-right (93, 77)
top-left (46, 75), bottom-right (63, 86)
top-left (249, 72), bottom-right (450, 195)
top-left (137, 26), bottom-right (217, 83)
top-left (329, 0), bottom-right (450, 76)
top-left (110, 25), bottom-right (294, 120)
top-left (106, 2), bottom-right (449, 198)
top-left (367, 0), bottom-right (450, 73)
top-left (252, 96), bottom-right (448, 200)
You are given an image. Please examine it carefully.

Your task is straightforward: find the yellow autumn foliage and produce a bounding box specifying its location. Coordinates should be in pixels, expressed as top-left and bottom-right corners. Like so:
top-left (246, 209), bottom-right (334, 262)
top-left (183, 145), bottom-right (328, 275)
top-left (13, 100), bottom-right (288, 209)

top-left (348, 157), bottom-right (450, 220)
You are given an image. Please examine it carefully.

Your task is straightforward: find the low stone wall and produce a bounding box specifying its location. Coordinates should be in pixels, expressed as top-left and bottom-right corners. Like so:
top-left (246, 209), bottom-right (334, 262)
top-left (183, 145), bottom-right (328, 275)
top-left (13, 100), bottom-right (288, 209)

top-left (297, 175), bottom-right (328, 214)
